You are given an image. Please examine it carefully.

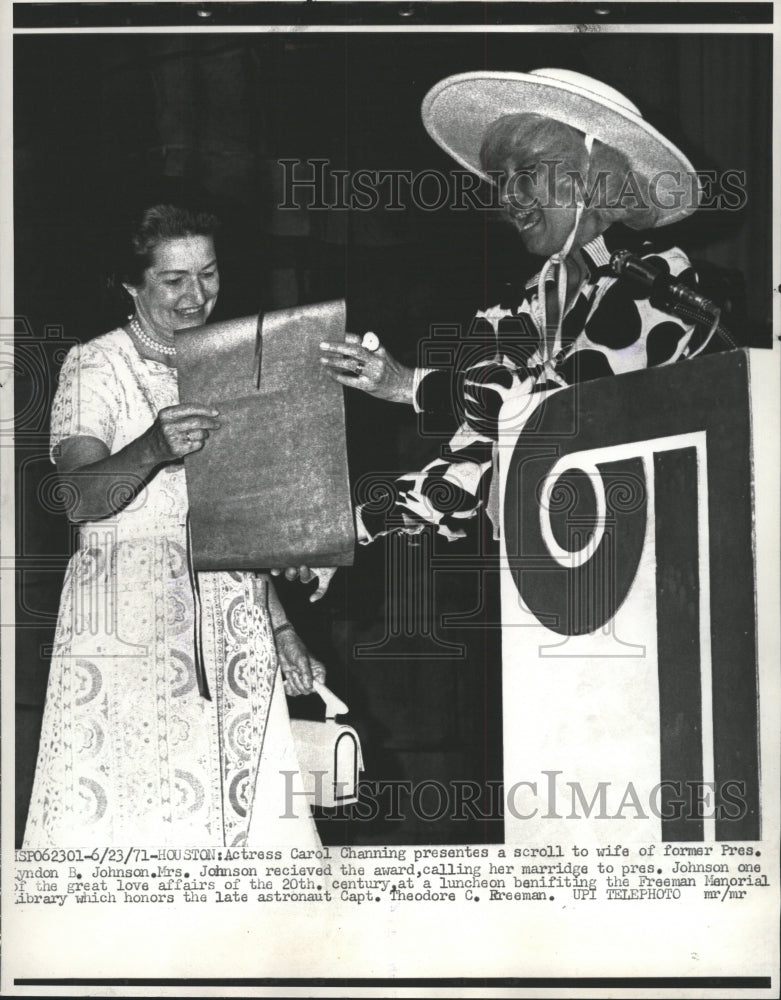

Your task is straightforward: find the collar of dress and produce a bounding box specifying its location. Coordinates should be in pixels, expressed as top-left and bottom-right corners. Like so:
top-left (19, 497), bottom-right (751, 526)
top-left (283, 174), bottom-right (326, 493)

top-left (524, 231), bottom-right (613, 291)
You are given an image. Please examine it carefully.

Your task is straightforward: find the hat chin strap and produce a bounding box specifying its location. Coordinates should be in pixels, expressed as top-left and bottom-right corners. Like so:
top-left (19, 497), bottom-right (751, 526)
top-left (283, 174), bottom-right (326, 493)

top-left (489, 134), bottom-right (595, 540)
top-left (536, 134), bottom-right (594, 367)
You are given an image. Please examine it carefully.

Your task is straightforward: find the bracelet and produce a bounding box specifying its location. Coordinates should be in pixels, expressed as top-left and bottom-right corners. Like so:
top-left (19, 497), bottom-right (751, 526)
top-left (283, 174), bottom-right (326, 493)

top-left (273, 621), bottom-right (294, 639)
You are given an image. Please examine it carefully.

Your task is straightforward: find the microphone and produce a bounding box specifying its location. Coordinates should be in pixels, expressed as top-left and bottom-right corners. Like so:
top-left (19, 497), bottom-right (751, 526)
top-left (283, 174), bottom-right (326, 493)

top-left (610, 250), bottom-right (719, 317)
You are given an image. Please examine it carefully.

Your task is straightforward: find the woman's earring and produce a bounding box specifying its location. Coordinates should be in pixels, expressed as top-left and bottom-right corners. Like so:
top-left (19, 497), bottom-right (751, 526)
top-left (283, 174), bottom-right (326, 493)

top-left (122, 285), bottom-right (136, 319)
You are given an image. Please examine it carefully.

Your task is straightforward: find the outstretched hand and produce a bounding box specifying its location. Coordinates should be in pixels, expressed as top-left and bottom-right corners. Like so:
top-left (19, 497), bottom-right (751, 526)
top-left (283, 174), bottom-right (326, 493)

top-left (320, 333), bottom-right (415, 404)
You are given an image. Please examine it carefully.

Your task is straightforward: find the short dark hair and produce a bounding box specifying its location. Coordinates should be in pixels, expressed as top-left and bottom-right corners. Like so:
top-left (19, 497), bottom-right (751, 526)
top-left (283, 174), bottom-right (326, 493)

top-left (104, 202), bottom-right (220, 315)
top-left (116, 203), bottom-right (220, 288)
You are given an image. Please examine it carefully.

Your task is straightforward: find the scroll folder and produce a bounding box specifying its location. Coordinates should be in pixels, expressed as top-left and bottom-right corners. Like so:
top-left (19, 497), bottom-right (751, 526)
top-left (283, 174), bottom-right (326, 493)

top-left (175, 300), bottom-right (355, 570)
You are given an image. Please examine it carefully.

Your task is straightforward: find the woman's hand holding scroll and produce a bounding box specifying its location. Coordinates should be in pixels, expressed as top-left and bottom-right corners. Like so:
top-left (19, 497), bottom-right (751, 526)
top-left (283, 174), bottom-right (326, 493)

top-left (54, 403), bottom-right (220, 523)
top-left (146, 403), bottom-right (221, 462)
top-left (320, 332), bottom-right (415, 404)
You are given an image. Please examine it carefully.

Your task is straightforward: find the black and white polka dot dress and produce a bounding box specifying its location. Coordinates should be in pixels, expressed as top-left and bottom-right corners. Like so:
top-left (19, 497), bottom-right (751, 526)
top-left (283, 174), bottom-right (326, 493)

top-left (358, 226), bottom-right (721, 543)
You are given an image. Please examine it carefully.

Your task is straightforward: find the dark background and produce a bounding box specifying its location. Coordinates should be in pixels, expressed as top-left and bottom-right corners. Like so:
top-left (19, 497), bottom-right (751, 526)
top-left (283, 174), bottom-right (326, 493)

top-left (14, 32), bottom-right (773, 847)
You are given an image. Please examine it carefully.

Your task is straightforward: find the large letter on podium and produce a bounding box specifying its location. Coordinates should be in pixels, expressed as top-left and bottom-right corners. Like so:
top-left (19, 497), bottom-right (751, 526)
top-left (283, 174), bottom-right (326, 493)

top-left (500, 350), bottom-right (774, 844)
top-left (175, 301), bottom-right (355, 570)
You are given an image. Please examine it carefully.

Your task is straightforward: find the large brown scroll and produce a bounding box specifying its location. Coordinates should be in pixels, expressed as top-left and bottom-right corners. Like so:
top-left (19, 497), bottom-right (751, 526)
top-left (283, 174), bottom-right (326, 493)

top-left (175, 300), bottom-right (355, 570)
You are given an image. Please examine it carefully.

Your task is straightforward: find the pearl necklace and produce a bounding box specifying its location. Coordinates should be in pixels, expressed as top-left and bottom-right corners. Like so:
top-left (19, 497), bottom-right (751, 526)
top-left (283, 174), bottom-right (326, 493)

top-left (129, 315), bottom-right (176, 357)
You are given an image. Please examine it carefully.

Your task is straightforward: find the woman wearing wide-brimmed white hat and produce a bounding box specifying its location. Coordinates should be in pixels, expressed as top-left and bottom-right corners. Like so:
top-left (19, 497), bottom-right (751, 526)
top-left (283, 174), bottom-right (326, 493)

top-left (317, 68), bottom-right (724, 546)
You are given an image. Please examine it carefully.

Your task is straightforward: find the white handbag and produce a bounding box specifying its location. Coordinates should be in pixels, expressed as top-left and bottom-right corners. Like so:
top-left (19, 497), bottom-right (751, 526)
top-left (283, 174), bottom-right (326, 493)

top-left (290, 682), bottom-right (364, 809)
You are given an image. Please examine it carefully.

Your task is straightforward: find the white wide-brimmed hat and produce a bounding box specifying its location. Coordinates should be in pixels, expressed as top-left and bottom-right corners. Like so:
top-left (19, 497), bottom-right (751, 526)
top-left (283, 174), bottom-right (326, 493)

top-left (421, 68), bottom-right (699, 225)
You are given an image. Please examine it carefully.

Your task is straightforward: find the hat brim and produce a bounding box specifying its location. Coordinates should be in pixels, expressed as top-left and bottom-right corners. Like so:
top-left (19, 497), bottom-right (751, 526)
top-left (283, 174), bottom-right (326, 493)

top-left (421, 72), bottom-right (699, 226)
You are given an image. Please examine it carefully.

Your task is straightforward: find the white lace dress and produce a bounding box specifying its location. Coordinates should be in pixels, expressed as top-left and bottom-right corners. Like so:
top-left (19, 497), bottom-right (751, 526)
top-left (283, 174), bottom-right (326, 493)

top-left (23, 329), bottom-right (318, 847)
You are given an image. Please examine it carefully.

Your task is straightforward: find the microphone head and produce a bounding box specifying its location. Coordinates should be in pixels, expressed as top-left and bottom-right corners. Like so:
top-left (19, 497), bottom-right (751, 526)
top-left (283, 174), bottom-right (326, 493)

top-left (610, 249), bottom-right (633, 276)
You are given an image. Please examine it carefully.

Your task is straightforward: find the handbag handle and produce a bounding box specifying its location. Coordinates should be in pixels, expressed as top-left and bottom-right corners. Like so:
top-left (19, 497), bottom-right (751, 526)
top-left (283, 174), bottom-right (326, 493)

top-left (313, 680), bottom-right (349, 719)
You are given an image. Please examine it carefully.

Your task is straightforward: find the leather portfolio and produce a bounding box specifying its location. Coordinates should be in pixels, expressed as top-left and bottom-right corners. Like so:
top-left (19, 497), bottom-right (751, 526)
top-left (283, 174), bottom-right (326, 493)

top-left (175, 300), bottom-right (355, 570)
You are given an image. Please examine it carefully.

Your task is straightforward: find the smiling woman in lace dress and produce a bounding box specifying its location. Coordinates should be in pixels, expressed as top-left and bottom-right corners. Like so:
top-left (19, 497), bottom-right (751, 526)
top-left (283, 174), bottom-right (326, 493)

top-left (24, 203), bottom-right (323, 848)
